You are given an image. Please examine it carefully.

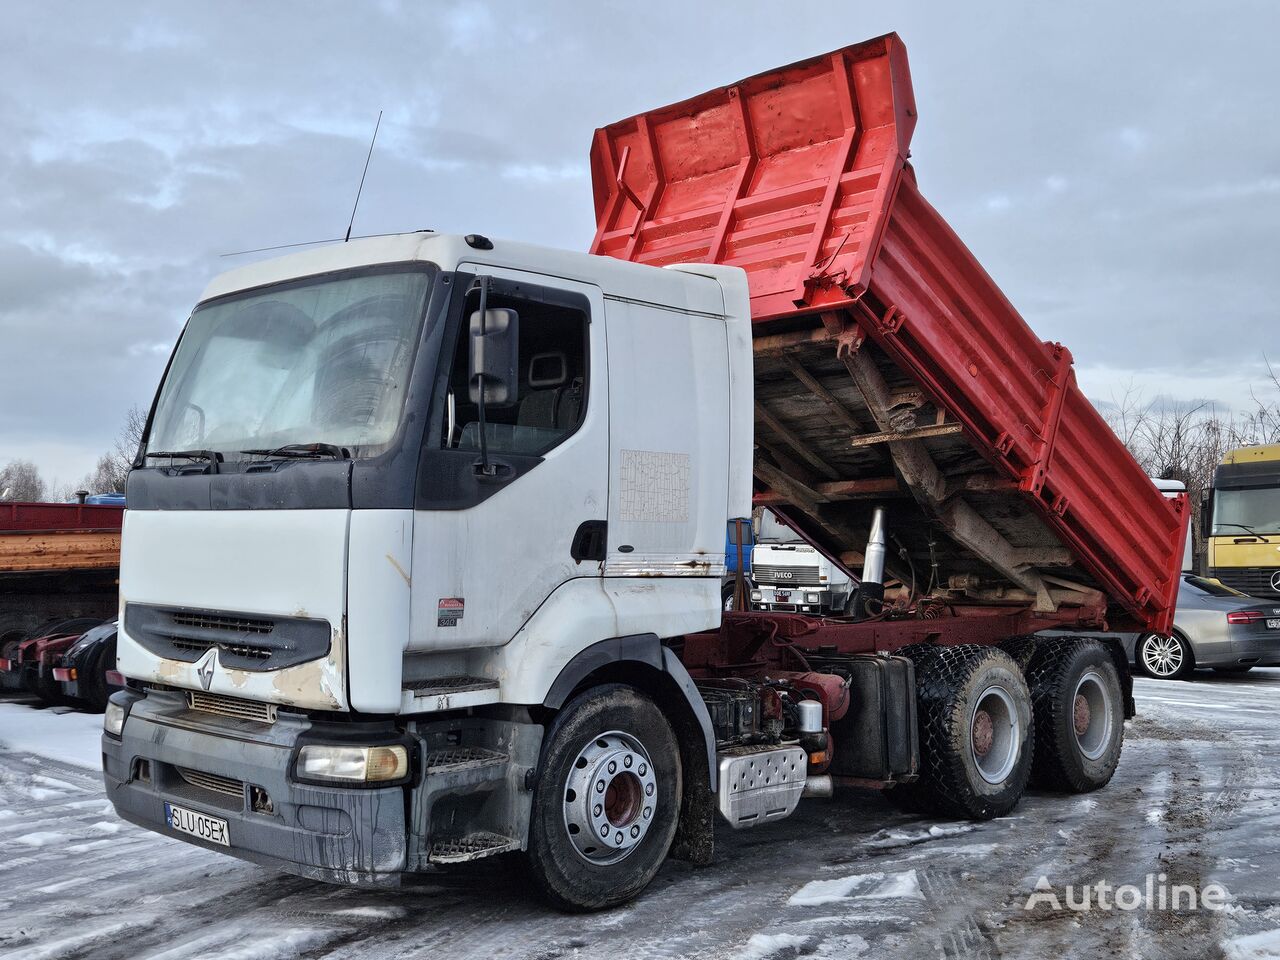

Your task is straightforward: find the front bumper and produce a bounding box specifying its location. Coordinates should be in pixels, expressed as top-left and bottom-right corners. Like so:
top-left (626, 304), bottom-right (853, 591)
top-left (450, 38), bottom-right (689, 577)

top-left (751, 585), bottom-right (835, 614)
top-left (102, 689), bottom-right (408, 886)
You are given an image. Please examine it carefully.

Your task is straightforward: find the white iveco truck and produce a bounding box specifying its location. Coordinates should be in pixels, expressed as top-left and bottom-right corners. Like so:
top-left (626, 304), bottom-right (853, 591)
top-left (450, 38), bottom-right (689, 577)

top-left (749, 510), bottom-right (856, 615)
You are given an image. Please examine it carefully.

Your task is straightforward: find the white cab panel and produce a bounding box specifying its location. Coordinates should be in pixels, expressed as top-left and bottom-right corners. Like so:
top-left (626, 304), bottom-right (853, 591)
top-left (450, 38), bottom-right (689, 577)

top-left (116, 509), bottom-right (350, 710)
top-left (602, 296), bottom-right (730, 577)
top-left (347, 510), bottom-right (414, 713)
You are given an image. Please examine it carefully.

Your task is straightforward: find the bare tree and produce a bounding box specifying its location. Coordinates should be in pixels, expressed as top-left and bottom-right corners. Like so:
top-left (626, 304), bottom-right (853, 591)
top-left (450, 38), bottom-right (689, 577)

top-left (80, 405), bottom-right (147, 495)
top-left (1098, 362), bottom-right (1280, 565)
top-left (0, 459), bottom-right (48, 502)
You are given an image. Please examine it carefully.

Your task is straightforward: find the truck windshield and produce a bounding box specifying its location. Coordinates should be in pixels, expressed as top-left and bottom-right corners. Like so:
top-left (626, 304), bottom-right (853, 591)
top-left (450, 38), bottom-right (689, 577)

top-left (148, 267), bottom-right (431, 461)
top-left (1212, 487), bottom-right (1280, 536)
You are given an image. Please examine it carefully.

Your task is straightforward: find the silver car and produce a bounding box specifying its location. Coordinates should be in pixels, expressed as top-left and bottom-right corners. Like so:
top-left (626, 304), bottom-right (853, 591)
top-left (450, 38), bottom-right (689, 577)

top-left (1127, 575), bottom-right (1280, 679)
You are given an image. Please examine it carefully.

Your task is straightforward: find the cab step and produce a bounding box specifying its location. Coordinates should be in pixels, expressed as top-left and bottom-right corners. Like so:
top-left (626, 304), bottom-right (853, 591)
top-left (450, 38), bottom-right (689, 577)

top-left (426, 746), bottom-right (508, 772)
top-left (402, 676), bottom-right (500, 713)
top-left (428, 831), bottom-right (519, 864)
top-left (425, 746), bottom-right (510, 788)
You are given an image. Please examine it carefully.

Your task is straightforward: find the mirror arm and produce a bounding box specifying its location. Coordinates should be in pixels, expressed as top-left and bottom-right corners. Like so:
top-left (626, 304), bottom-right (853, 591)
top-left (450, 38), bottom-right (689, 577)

top-left (474, 275), bottom-right (495, 477)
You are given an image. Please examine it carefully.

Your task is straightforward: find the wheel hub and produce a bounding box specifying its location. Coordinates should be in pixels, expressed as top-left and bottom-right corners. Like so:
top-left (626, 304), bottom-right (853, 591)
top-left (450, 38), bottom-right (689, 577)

top-left (972, 709), bottom-right (994, 757)
top-left (1072, 670), bottom-right (1114, 761)
top-left (563, 730), bottom-right (657, 865)
top-left (970, 685), bottom-right (1020, 785)
top-left (1073, 694), bottom-right (1091, 736)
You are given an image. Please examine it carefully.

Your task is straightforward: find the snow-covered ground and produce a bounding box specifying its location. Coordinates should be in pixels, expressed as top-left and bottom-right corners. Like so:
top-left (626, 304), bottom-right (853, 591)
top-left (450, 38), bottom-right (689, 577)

top-left (2, 671), bottom-right (1279, 960)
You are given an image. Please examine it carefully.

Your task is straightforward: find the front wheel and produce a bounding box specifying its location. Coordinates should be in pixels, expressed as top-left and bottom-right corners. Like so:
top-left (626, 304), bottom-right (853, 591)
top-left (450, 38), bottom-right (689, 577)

top-left (524, 685), bottom-right (681, 912)
top-left (1136, 632), bottom-right (1195, 680)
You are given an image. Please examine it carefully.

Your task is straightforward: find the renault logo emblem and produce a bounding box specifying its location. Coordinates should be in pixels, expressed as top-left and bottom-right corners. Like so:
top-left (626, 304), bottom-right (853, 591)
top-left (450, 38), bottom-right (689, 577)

top-left (196, 650), bottom-right (216, 691)
top-left (1271, 570), bottom-right (1280, 594)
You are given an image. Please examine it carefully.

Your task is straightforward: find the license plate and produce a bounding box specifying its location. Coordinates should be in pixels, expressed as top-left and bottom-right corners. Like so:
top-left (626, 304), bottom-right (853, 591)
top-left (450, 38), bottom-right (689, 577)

top-left (1267, 619), bottom-right (1280, 630)
top-left (776, 591), bottom-right (791, 601)
top-left (164, 802), bottom-right (229, 846)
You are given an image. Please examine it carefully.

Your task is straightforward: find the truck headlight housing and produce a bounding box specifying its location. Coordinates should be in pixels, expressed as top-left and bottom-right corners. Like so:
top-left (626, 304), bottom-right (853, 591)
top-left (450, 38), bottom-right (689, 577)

top-left (296, 744), bottom-right (410, 785)
top-left (806, 592), bottom-right (821, 604)
top-left (750, 590), bottom-right (762, 601)
top-left (103, 701), bottom-right (127, 738)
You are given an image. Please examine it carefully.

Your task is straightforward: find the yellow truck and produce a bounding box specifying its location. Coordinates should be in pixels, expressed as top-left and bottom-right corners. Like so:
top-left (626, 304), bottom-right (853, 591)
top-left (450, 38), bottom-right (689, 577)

top-left (1205, 444), bottom-right (1280, 600)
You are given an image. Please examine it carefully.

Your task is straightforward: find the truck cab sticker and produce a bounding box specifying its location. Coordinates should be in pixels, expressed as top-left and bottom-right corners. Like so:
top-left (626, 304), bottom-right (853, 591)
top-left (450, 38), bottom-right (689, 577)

top-left (437, 598), bottom-right (465, 627)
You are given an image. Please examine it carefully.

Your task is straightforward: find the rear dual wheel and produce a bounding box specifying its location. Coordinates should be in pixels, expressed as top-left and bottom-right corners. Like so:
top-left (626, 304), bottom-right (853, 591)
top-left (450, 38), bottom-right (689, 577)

top-left (1027, 639), bottom-right (1125, 792)
top-left (893, 645), bottom-right (1034, 820)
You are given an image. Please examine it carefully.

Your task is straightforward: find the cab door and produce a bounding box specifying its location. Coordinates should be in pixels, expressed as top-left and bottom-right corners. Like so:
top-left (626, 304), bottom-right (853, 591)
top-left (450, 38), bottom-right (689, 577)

top-left (410, 268), bottom-right (608, 650)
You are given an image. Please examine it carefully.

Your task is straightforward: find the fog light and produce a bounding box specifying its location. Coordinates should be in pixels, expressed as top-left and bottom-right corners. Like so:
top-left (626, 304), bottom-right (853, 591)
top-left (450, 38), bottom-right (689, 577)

top-left (104, 701), bottom-right (126, 738)
top-left (806, 593), bottom-right (821, 604)
top-left (297, 744), bottom-right (409, 783)
top-left (251, 785), bottom-right (274, 813)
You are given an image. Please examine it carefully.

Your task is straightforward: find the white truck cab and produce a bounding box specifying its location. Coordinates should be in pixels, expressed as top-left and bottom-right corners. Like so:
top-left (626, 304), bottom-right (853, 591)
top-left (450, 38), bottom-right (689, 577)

top-left (105, 232), bottom-right (756, 899)
top-left (749, 510), bottom-right (855, 615)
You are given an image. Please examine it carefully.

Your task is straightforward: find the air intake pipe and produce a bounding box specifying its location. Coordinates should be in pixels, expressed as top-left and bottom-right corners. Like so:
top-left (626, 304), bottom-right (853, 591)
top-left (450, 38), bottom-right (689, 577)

top-left (852, 507), bottom-right (886, 620)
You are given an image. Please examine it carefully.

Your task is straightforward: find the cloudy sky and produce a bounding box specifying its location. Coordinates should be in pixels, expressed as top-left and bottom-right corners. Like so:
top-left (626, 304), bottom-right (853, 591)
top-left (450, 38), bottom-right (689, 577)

top-left (2, 1), bottom-right (1277, 488)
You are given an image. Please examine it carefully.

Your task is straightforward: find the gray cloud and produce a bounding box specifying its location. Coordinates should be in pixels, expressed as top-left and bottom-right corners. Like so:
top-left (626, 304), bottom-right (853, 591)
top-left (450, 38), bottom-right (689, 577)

top-left (2, 0), bottom-right (1278, 485)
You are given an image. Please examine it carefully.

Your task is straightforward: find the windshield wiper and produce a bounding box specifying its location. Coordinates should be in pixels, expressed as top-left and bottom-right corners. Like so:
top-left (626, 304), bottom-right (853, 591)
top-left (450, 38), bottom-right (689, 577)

top-left (240, 443), bottom-right (350, 460)
top-left (1217, 522), bottom-right (1272, 542)
top-left (144, 450), bottom-right (223, 463)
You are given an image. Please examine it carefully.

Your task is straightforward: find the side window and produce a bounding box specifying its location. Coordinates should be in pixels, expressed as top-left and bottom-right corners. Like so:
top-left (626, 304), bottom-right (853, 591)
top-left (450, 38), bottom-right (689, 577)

top-left (443, 284), bottom-right (589, 457)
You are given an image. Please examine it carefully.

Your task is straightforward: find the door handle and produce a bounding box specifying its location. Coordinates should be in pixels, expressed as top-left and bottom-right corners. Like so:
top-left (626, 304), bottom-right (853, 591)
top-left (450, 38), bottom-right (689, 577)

top-left (571, 520), bottom-right (608, 563)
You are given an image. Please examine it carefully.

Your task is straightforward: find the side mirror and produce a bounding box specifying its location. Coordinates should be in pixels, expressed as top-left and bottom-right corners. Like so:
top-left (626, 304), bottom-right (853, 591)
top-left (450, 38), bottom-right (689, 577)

top-left (1199, 490), bottom-right (1211, 540)
top-left (468, 307), bottom-right (519, 406)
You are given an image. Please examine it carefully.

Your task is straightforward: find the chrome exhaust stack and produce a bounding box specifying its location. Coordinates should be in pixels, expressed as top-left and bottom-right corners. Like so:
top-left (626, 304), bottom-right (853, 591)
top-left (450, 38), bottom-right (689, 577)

top-left (852, 506), bottom-right (886, 620)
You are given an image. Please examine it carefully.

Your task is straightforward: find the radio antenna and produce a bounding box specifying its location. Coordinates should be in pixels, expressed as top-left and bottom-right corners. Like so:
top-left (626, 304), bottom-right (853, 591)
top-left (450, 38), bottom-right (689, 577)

top-left (345, 110), bottom-right (382, 242)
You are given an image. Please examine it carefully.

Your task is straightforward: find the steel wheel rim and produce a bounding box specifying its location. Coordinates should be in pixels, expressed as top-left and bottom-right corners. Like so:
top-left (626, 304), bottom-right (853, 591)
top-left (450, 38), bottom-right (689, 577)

top-left (1072, 669), bottom-right (1113, 761)
top-left (563, 730), bottom-right (657, 865)
top-left (1142, 634), bottom-right (1183, 677)
top-left (971, 684), bottom-right (1020, 785)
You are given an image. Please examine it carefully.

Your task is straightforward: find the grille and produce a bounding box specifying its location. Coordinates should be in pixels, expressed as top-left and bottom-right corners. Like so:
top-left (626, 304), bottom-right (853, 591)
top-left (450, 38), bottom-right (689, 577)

top-left (188, 691), bottom-right (277, 724)
top-left (176, 766), bottom-right (245, 798)
top-left (1211, 567), bottom-right (1280, 600)
top-left (171, 612), bottom-right (274, 635)
top-left (753, 564), bottom-right (823, 586)
top-left (170, 637), bottom-right (273, 661)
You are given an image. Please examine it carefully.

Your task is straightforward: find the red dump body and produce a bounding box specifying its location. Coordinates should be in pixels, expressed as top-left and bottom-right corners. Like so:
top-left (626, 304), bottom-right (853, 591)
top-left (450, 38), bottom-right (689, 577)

top-left (590, 33), bottom-right (1185, 635)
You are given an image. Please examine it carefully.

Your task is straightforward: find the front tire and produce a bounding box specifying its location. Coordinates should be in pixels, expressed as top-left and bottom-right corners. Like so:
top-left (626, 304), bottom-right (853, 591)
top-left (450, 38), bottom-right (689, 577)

top-left (1027, 639), bottom-right (1124, 792)
top-left (1136, 632), bottom-right (1195, 680)
top-left (898, 645), bottom-right (1033, 820)
top-left (524, 685), bottom-right (681, 912)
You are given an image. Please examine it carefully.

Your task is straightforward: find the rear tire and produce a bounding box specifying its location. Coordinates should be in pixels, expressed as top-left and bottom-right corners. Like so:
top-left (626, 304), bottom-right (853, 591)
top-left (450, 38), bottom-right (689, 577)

top-left (1136, 632), bottom-right (1195, 680)
top-left (1027, 639), bottom-right (1124, 793)
top-left (899, 645), bottom-right (1033, 820)
top-left (524, 685), bottom-right (681, 912)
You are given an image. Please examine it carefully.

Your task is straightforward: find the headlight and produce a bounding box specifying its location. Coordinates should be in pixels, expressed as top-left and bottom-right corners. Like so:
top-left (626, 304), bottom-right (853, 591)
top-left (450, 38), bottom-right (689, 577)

top-left (297, 744), bottom-right (409, 784)
top-left (806, 593), bottom-right (821, 604)
top-left (750, 590), bottom-right (762, 601)
top-left (104, 701), bottom-right (126, 738)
